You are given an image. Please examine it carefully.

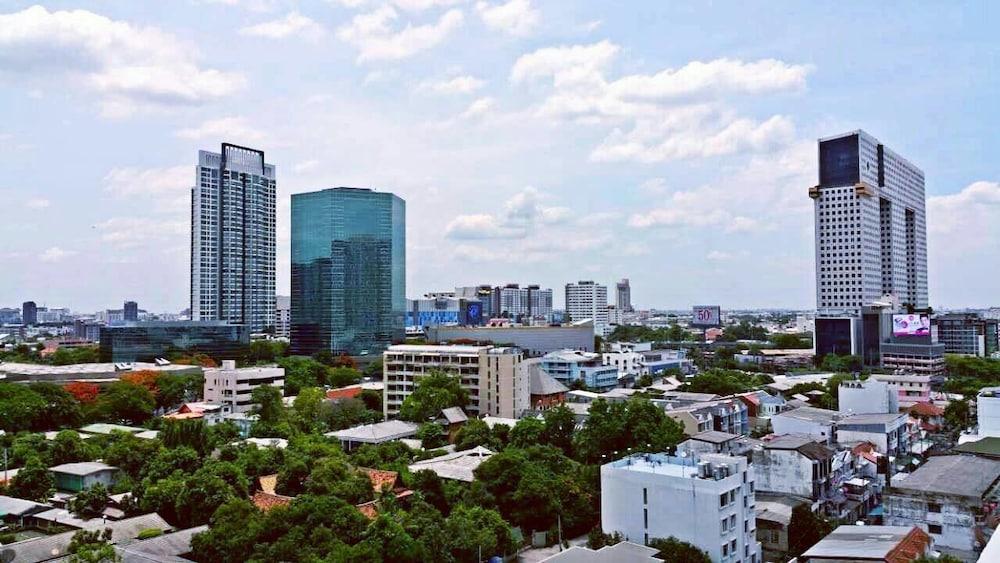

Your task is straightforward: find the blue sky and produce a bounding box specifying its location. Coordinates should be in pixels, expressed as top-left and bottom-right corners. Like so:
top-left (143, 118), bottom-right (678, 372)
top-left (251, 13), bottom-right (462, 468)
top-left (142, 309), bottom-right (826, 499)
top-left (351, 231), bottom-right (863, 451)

top-left (0, 1), bottom-right (997, 312)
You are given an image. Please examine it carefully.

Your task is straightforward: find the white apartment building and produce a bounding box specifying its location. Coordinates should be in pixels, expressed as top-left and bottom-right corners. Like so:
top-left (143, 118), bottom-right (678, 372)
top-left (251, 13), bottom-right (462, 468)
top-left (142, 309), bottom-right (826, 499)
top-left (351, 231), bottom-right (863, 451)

top-left (838, 378), bottom-right (899, 415)
top-left (602, 452), bottom-right (762, 563)
top-left (275, 295), bottom-right (290, 339)
top-left (202, 360), bottom-right (285, 412)
top-left (565, 281), bottom-right (609, 336)
top-left (977, 387), bottom-right (1000, 438)
top-left (812, 130), bottom-right (928, 315)
top-left (191, 143), bottom-right (276, 332)
top-left (382, 344), bottom-right (529, 419)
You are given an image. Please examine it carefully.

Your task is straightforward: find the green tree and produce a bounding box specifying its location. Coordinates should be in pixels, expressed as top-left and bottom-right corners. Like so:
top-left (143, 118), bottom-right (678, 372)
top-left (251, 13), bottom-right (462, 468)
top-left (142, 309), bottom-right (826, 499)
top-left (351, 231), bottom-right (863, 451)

top-left (541, 405), bottom-right (576, 454)
top-left (636, 374), bottom-right (654, 388)
top-left (97, 381), bottom-right (156, 424)
top-left (443, 505), bottom-right (516, 562)
top-left (67, 527), bottom-right (118, 563)
top-left (509, 417), bottom-right (545, 449)
top-left (648, 536), bottom-right (711, 563)
top-left (354, 514), bottom-right (426, 563)
top-left (10, 456), bottom-right (55, 502)
top-left (943, 399), bottom-right (971, 432)
top-left (291, 387), bottom-right (325, 432)
top-left (329, 366), bottom-right (363, 388)
top-left (399, 371), bottom-right (469, 422)
top-left (276, 356), bottom-right (330, 395)
top-left (787, 503), bottom-right (833, 557)
top-left (0, 382), bottom-right (47, 431)
top-left (409, 470), bottom-right (449, 514)
top-left (454, 418), bottom-right (500, 451)
top-left (320, 397), bottom-right (380, 432)
top-left (417, 423), bottom-right (447, 449)
top-left (190, 499), bottom-right (265, 563)
top-left (29, 382), bottom-right (83, 428)
top-left (69, 483), bottom-right (110, 518)
top-left (51, 430), bottom-right (98, 466)
top-left (250, 385), bottom-right (286, 428)
top-left (162, 419), bottom-right (211, 456)
top-left (573, 398), bottom-right (684, 463)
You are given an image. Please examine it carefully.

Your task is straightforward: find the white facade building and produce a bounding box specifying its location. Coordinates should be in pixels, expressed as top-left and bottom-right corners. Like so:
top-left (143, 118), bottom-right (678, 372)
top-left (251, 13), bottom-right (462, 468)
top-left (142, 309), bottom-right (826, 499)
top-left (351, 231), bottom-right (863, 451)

top-left (770, 407), bottom-right (839, 445)
top-left (838, 379), bottom-right (899, 414)
top-left (275, 295), bottom-right (290, 339)
top-left (812, 130), bottom-right (928, 315)
top-left (202, 360), bottom-right (285, 412)
top-left (191, 144), bottom-right (276, 332)
top-left (977, 387), bottom-right (1000, 438)
top-left (565, 281), bottom-right (609, 336)
top-left (382, 345), bottom-right (529, 419)
top-left (601, 453), bottom-right (761, 563)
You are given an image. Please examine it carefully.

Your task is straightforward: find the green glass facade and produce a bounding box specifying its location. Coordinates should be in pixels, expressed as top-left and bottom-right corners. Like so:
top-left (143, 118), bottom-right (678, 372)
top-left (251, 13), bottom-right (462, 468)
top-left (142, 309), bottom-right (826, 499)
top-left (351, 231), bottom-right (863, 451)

top-left (99, 321), bottom-right (249, 362)
top-left (291, 188), bottom-right (405, 356)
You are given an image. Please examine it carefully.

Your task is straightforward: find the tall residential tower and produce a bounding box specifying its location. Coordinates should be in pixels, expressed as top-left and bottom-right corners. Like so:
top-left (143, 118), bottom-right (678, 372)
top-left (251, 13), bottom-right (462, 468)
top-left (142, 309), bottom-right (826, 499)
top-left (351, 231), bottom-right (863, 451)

top-left (191, 144), bottom-right (276, 333)
top-left (565, 281), bottom-right (609, 336)
top-left (290, 188), bottom-right (405, 356)
top-left (616, 278), bottom-right (632, 312)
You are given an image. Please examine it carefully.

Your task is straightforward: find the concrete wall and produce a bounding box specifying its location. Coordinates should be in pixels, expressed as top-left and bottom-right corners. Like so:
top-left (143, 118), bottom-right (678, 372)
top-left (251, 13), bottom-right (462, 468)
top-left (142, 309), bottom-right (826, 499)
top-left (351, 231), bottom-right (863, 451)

top-left (752, 449), bottom-right (816, 499)
top-left (770, 416), bottom-right (834, 444)
top-left (839, 380), bottom-right (899, 414)
top-left (979, 395), bottom-right (1000, 438)
top-left (428, 325), bottom-right (593, 356)
top-left (885, 493), bottom-right (978, 551)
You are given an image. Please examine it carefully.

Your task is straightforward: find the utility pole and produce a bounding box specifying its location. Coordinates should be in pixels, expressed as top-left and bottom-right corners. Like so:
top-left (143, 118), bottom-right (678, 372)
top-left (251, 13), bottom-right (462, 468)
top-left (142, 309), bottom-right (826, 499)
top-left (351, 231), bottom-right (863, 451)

top-left (558, 514), bottom-right (563, 551)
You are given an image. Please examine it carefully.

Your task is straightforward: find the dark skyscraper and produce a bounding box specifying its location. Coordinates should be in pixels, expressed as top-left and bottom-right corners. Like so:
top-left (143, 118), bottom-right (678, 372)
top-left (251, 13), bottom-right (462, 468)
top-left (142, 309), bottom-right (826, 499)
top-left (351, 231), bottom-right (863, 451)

top-left (22, 301), bottom-right (37, 325)
top-left (291, 188), bottom-right (405, 356)
top-left (124, 300), bottom-right (138, 322)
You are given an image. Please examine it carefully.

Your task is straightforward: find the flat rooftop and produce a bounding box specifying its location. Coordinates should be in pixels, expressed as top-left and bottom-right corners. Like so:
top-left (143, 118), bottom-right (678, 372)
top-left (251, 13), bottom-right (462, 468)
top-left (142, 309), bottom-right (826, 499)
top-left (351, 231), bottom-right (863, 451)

top-left (776, 406), bottom-right (839, 423)
top-left (386, 344), bottom-right (490, 354)
top-left (801, 525), bottom-right (928, 560)
top-left (890, 455), bottom-right (1000, 499)
top-left (0, 362), bottom-right (201, 377)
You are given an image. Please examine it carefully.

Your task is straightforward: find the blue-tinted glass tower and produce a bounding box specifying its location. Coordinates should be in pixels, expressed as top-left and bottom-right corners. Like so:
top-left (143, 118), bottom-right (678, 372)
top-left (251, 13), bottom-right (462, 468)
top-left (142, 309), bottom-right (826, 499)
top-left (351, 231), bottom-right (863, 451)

top-left (291, 188), bottom-right (405, 356)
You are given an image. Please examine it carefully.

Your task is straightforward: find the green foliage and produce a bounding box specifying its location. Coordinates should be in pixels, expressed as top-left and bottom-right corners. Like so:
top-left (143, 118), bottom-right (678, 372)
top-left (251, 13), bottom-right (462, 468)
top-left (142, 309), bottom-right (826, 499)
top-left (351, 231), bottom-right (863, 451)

top-left (51, 430), bottom-right (99, 466)
top-left (787, 503), bottom-right (833, 557)
top-left (104, 432), bottom-right (163, 479)
top-left (680, 368), bottom-right (772, 396)
top-left (67, 527), bottom-right (118, 563)
top-left (69, 483), bottom-right (110, 518)
top-left (350, 442), bottom-right (414, 473)
top-left (48, 346), bottom-right (100, 366)
top-left (0, 382), bottom-right (49, 431)
top-left (249, 385), bottom-right (286, 434)
top-left (454, 418), bottom-right (500, 451)
top-left (29, 382), bottom-right (83, 428)
top-left (608, 324), bottom-right (697, 343)
top-left (509, 417), bottom-right (545, 449)
top-left (648, 536), bottom-right (712, 563)
top-left (244, 340), bottom-right (288, 365)
top-left (0, 532), bottom-right (16, 545)
top-left (137, 528), bottom-right (163, 540)
top-left (587, 527), bottom-right (622, 550)
top-left (153, 372), bottom-right (203, 410)
top-left (162, 419), bottom-right (211, 456)
top-left (10, 456), bottom-right (55, 502)
top-left (399, 371), bottom-right (469, 422)
top-left (820, 353), bottom-right (863, 374)
top-left (291, 387), bottom-right (325, 433)
top-left (329, 366), bottom-right (363, 388)
top-left (716, 320), bottom-right (768, 342)
top-left (636, 374), bottom-right (654, 388)
top-left (541, 405), bottom-right (576, 455)
top-left (320, 397), bottom-right (381, 432)
top-left (276, 356), bottom-right (331, 395)
top-left (770, 333), bottom-right (812, 349)
top-left (943, 399), bottom-right (972, 431)
top-left (573, 398), bottom-right (686, 464)
top-left (442, 505), bottom-right (517, 561)
top-left (417, 423), bottom-right (447, 449)
top-left (97, 381), bottom-right (156, 424)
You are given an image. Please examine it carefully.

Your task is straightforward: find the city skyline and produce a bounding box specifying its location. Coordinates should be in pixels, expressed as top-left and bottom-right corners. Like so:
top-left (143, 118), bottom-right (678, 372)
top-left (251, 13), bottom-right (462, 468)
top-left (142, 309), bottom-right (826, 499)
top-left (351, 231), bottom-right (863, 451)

top-left (1, 2), bottom-right (998, 312)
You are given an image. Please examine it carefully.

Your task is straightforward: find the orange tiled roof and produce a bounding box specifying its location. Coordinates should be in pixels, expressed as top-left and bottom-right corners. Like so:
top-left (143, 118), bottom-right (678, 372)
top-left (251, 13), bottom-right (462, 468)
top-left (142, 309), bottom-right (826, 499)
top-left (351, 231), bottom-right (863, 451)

top-left (356, 500), bottom-right (379, 520)
top-left (326, 386), bottom-right (363, 401)
top-left (885, 526), bottom-right (931, 563)
top-left (163, 412), bottom-right (204, 420)
top-left (909, 403), bottom-right (944, 416)
top-left (259, 474), bottom-right (279, 495)
top-left (252, 491), bottom-right (293, 512)
top-left (359, 467), bottom-right (398, 493)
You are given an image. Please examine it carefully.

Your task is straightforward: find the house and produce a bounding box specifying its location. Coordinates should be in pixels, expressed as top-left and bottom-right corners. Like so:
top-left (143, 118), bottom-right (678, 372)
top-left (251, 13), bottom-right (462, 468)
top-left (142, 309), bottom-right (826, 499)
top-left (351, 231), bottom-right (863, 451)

top-left (0, 495), bottom-right (51, 526)
top-left (737, 390), bottom-right (786, 431)
top-left (2, 512), bottom-right (171, 563)
top-left (908, 403), bottom-right (945, 432)
top-left (163, 401), bottom-right (232, 424)
top-left (252, 490), bottom-right (293, 512)
top-left (884, 455), bottom-right (1000, 554)
top-left (797, 525), bottom-right (931, 562)
top-left (678, 430), bottom-right (741, 456)
top-left (49, 462), bottom-right (119, 493)
top-left (530, 364), bottom-right (569, 410)
top-left (115, 525), bottom-right (207, 562)
top-left (770, 407), bottom-right (839, 445)
top-left (355, 467), bottom-right (412, 519)
top-left (407, 446), bottom-right (494, 482)
top-left (221, 411), bottom-right (257, 438)
top-left (326, 420), bottom-right (419, 451)
top-left (754, 494), bottom-right (809, 562)
top-left (538, 541), bottom-right (661, 562)
top-left (872, 373), bottom-right (934, 408)
top-left (836, 412), bottom-right (910, 457)
top-left (437, 406), bottom-right (468, 443)
top-left (839, 379), bottom-right (899, 415)
top-left (752, 434), bottom-right (834, 501)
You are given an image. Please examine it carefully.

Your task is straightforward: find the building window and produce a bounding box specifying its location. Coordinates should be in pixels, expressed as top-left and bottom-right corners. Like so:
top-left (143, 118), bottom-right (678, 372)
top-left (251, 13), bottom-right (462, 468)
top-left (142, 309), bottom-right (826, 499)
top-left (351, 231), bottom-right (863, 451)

top-left (928, 524), bottom-right (942, 535)
top-left (720, 493), bottom-right (728, 508)
top-left (644, 508), bottom-right (648, 529)
top-left (928, 502), bottom-right (941, 513)
top-left (643, 487), bottom-right (648, 504)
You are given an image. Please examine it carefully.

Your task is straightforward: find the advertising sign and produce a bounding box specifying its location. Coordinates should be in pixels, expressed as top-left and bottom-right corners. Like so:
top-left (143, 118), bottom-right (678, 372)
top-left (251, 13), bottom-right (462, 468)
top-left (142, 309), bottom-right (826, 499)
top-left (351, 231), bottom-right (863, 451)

top-left (892, 314), bottom-right (930, 337)
top-left (691, 305), bottom-right (722, 328)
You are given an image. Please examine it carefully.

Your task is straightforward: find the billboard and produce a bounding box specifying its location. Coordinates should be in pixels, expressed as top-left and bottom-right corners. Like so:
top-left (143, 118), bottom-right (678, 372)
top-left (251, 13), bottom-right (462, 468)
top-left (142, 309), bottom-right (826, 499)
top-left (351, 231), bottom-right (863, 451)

top-left (691, 305), bottom-right (721, 328)
top-left (892, 314), bottom-right (930, 337)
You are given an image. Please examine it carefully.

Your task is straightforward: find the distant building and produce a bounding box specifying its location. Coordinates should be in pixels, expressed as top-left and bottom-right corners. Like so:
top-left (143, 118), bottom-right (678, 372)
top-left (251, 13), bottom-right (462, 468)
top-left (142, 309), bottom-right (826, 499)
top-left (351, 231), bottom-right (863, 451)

top-left (427, 322), bottom-right (594, 356)
top-left (755, 494), bottom-right (810, 562)
top-left (601, 453), bottom-right (762, 562)
top-left (603, 342), bottom-right (691, 379)
top-left (752, 435), bottom-right (834, 501)
top-left (22, 300), bottom-right (37, 325)
top-left (884, 455), bottom-right (1000, 553)
top-left (871, 373), bottom-right (934, 407)
top-left (838, 378), bottom-right (899, 414)
top-left (98, 321), bottom-right (249, 363)
top-left (275, 295), bottom-right (290, 339)
top-left (291, 187), bottom-right (405, 356)
top-left (203, 360), bottom-right (284, 413)
top-left (123, 301), bottom-right (138, 322)
top-left (49, 462), bottom-right (119, 493)
top-left (0, 307), bottom-right (21, 324)
top-left (539, 541), bottom-right (660, 563)
top-left (406, 295), bottom-right (483, 328)
top-left (539, 349), bottom-right (619, 391)
top-left (977, 387), bottom-right (1000, 438)
top-left (191, 143), bottom-right (276, 333)
top-left (489, 284), bottom-right (553, 323)
top-left (616, 278), bottom-right (633, 313)
top-left (565, 281), bottom-right (609, 336)
top-left (798, 525), bottom-right (931, 563)
top-left (933, 313), bottom-right (999, 357)
top-left (382, 344), bottom-right (528, 419)
top-left (528, 363), bottom-right (569, 410)
top-left (770, 407), bottom-right (839, 445)
top-left (836, 413), bottom-right (910, 457)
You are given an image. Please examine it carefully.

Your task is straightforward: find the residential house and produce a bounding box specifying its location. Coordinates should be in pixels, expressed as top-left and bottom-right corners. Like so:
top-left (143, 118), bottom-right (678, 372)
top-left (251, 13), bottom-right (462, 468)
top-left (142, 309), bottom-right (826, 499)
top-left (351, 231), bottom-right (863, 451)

top-left (798, 525), bottom-right (932, 562)
top-left (836, 412), bottom-right (911, 457)
top-left (529, 363), bottom-right (569, 410)
top-left (407, 446), bottom-right (495, 482)
top-left (872, 373), bottom-right (934, 408)
top-left (770, 407), bottom-right (839, 445)
top-left (754, 494), bottom-right (809, 562)
top-left (752, 434), bottom-right (834, 501)
top-left (884, 455), bottom-right (1000, 554)
top-left (326, 420), bottom-right (419, 451)
top-left (49, 462), bottom-right (118, 493)
top-left (839, 379), bottom-right (899, 415)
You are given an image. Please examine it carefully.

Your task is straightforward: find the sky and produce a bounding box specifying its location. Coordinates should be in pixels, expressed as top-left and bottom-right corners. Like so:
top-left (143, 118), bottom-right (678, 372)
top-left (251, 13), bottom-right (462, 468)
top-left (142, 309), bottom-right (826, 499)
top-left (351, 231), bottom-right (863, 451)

top-left (0, 1), bottom-right (997, 313)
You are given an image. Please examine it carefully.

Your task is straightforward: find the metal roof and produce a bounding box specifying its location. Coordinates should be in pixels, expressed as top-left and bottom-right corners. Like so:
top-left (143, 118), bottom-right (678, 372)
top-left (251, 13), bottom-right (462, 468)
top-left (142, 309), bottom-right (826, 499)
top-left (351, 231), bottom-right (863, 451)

top-left (890, 455), bottom-right (1000, 499)
top-left (48, 461), bottom-right (118, 476)
top-left (801, 525), bottom-right (928, 560)
top-left (3, 513), bottom-right (171, 563)
top-left (327, 420), bottom-right (420, 443)
top-left (407, 446), bottom-right (494, 482)
top-left (0, 495), bottom-right (51, 517)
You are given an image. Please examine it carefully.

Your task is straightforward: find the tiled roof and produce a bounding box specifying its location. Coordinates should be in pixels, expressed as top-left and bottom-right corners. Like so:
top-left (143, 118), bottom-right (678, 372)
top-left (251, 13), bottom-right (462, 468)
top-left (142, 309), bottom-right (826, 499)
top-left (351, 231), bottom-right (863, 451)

top-left (252, 491), bottom-right (293, 512)
top-left (908, 402), bottom-right (944, 416)
top-left (326, 385), bottom-right (363, 400)
top-left (440, 406), bottom-right (468, 424)
top-left (258, 474), bottom-right (278, 495)
top-left (356, 500), bottom-right (379, 520)
top-left (530, 366), bottom-right (569, 396)
top-left (359, 468), bottom-right (398, 493)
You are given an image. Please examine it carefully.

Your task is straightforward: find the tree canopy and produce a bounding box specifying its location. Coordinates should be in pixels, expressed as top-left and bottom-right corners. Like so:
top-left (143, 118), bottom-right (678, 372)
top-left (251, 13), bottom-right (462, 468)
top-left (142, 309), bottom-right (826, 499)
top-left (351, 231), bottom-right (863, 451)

top-left (399, 371), bottom-right (469, 422)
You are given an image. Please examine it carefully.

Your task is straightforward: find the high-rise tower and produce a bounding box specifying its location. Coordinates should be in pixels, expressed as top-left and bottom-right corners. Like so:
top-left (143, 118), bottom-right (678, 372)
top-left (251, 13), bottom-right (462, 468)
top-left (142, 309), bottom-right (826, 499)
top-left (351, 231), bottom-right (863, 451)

top-left (191, 143), bottom-right (276, 332)
top-left (811, 130), bottom-right (928, 315)
top-left (616, 278), bottom-right (632, 313)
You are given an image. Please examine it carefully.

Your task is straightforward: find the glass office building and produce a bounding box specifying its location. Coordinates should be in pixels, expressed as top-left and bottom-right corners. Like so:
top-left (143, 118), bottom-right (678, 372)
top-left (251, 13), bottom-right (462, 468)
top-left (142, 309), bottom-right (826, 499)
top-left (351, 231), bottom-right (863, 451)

top-left (99, 321), bottom-right (249, 363)
top-left (291, 188), bottom-right (405, 356)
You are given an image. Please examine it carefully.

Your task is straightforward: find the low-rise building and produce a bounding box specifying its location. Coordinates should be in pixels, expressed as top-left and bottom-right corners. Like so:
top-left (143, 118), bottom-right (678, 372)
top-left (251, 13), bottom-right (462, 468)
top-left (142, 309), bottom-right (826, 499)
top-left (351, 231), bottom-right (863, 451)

top-left (49, 462), bottom-right (119, 493)
top-left (837, 412), bottom-right (911, 457)
top-left (326, 420), bottom-right (420, 451)
top-left (977, 387), bottom-right (1000, 438)
top-left (382, 344), bottom-right (529, 419)
top-left (539, 349), bottom-right (619, 391)
top-left (752, 435), bottom-right (834, 501)
top-left (202, 360), bottom-right (285, 413)
top-left (539, 541), bottom-right (661, 562)
top-left (601, 453), bottom-right (762, 563)
top-left (839, 379), bottom-right (899, 415)
top-left (871, 373), bottom-right (934, 407)
top-left (770, 407), bottom-right (839, 445)
top-left (427, 322), bottom-right (594, 356)
top-left (407, 446), bottom-right (494, 482)
top-left (884, 455), bottom-right (1000, 554)
top-left (529, 362), bottom-right (569, 410)
top-left (99, 320), bottom-right (249, 363)
top-left (933, 313), bottom-right (999, 357)
top-left (798, 525), bottom-right (932, 562)
top-left (754, 494), bottom-right (809, 562)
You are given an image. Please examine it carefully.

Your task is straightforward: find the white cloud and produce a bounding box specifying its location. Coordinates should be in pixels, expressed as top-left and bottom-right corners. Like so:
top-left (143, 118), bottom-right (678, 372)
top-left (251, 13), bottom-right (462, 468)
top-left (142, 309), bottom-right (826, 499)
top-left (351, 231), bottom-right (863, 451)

top-left (928, 181), bottom-right (1000, 238)
top-left (25, 198), bottom-right (50, 209)
top-left (580, 19), bottom-right (602, 33)
top-left (476, 0), bottom-right (540, 36)
top-left (336, 6), bottom-right (464, 62)
top-left (95, 217), bottom-right (187, 249)
top-left (239, 12), bottom-right (324, 40)
top-left (292, 159), bottom-right (320, 174)
top-left (927, 181), bottom-right (1000, 306)
top-left (331, 0), bottom-right (464, 11)
top-left (0, 6), bottom-right (245, 117)
top-left (706, 250), bottom-right (733, 261)
top-left (202, 0), bottom-right (279, 12)
top-left (103, 165), bottom-right (191, 212)
top-left (445, 186), bottom-right (568, 239)
top-left (460, 96), bottom-right (495, 119)
top-left (40, 246), bottom-right (76, 262)
top-left (175, 116), bottom-right (265, 143)
top-left (418, 74), bottom-right (485, 95)
top-left (510, 41), bottom-right (811, 163)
